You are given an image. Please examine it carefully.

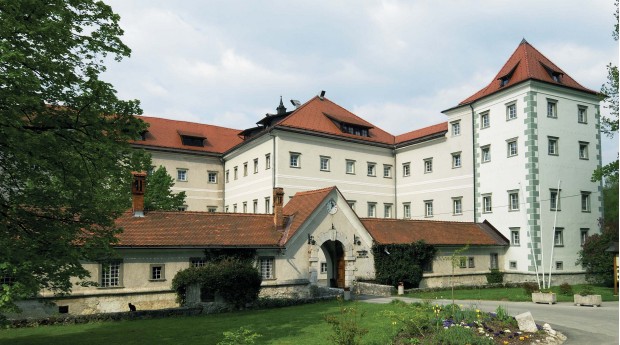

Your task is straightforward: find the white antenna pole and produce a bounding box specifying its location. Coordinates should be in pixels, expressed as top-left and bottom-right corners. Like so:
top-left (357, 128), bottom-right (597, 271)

top-left (521, 182), bottom-right (541, 289)
top-left (548, 179), bottom-right (561, 289)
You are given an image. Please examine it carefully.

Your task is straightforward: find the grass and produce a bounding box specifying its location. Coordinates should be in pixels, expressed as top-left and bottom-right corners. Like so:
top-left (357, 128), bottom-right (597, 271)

top-left (406, 284), bottom-right (619, 302)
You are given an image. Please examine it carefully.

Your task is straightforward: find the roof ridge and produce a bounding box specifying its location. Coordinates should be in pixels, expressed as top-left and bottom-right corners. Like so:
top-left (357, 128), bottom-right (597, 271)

top-left (139, 115), bottom-right (242, 132)
top-left (360, 217), bottom-right (479, 224)
top-left (140, 210), bottom-right (273, 217)
top-left (395, 121), bottom-right (447, 137)
top-left (293, 186), bottom-right (336, 196)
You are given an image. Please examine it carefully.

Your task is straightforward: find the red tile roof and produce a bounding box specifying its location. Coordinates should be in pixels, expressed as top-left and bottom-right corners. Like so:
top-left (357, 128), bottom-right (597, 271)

top-left (114, 211), bottom-right (281, 247)
top-left (458, 40), bottom-right (598, 106)
top-left (395, 122), bottom-right (448, 145)
top-left (279, 187), bottom-right (336, 245)
top-left (131, 116), bottom-right (243, 154)
top-left (276, 96), bottom-right (395, 145)
top-left (361, 219), bottom-right (508, 246)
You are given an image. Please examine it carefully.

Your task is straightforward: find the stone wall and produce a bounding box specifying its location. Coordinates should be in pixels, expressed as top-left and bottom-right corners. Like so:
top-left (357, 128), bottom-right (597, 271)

top-left (352, 281), bottom-right (395, 296)
top-left (503, 272), bottom-right (586, 285)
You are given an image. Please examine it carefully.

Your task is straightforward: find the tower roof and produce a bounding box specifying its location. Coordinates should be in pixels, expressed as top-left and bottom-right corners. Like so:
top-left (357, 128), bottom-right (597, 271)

top-left (458, 40), bottom-right (598, 106)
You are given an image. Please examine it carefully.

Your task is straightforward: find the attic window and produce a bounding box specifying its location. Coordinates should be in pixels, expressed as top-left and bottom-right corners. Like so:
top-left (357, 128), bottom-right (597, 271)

top-left (341, 123), bottom-right (370, 137)
top-left (541, 63), bottom-right (563, 83)
top-left (500, 76), bottom-right (510, 87)
top-left (180, 136), bottom-right (204, 147)
top-left (137, 131), bottom-right (148, 141)
top-left (498, 63), bottom-right (519, 88)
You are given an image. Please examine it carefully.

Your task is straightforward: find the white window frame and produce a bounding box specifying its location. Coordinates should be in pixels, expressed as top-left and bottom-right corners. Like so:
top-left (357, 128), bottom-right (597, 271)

top-left (253, 158), bottom-right (259, 174)
top-left (451, 120), bottom-right (461, 136)
top-left (290, 152), bottom-right (301, 168)
top-left (383, 164), bottom-right (392, 178)
top-left (225, 170), bottom-right (229, 183)
top-left (403, 203), bottom-right (411, 218)
top-left (579, 141), bottom-right (589, 160)
top-left (547, 99), bottom-right (557, 118)
top-left (480, 111), bottom-right (490, 129)
top-left (207, 206), bottom-right (217, 213)
top-left (481, 145), bottom-right (491, 163)
top-left (264, 197), bottom-right (270, 214)
top-left (207, 171), bottom-right (217, 184)
top-left (367, 162), bottom-right (376, 177)
top-left (490, 253), bottom-right (499, 270)
top-left (265, 154), bottom-right (271, 170)
top-left (259, 257), bottom-right (275, 279)
top-left (581, 192), bottom-right (591, 212)
top-left (234, 166), bottom-right (238, 180)
top-left (482, 194), bottom-right (492, 213)
top-left (424, 158), bottom-right (433, 173)
top-left (508, 191), bottom-right (519, 211)
top-left (100, 261), bottom-right (122, 288)
top-left (367, 202), bottom-right (376, 217)
top-left (346, 160), bottom-right (355, 174)
top-left (320, 262), bottom-right (328, 274)
top-left (510, 228), bottom-right (520, 246)
top-left (506, 102), bottom-right (517, 120)
top-left (424, 200), bottom-right (433, 217)
top-left (452, 197), bottom-right (462, 215)
top-left (402, 162), bottom-right (411, 177)
top-left (554, 228), bottom-right (564, 247)
top-left (347, 200), bottom-right (356, 211)
top-left (177, 168), bottom-right (188, 182)
top-left (509, 261), bottom-right (517, 270)
top-left (384, 204), bottom-right (392, 218)
top-left (320, 156), bottom-right (330, 171)
top-left (555, 261), bottom-right (563, 270)
top-left (507, 139), bottom-right (518, 157)
top-left (149, 264), bottom-right (165, 281)
top-left (550, 189), bottom-right (561, 211)
top-left (577, 106), bottom-right (588, 124)
top-left (580, 228), bottom-right (589, 246)
top-left (243, 162), bottom-right (248, 176)
top-left (548, 137), bottom-right (559, 155)
top-left (253, 199), bottom-right (258, 213)
top-left (452, 152), bottom-right (461, 168)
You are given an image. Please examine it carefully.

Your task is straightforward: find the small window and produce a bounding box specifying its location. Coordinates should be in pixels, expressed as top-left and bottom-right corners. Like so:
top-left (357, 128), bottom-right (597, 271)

top-left (367, 203), bottom-right (376, 217)
top-left (234, 166), bottom-right (238, 180)
top-left (480, 112), bottom-right (490, 128)
top-left (384, 204), bottom-right (392, 218)
top-left (555, 261), bottom-right (563, 270)
top-left (383, 165), bottom-right (392, 178)
top-left (451, 121), bottom-right (461, 136)
top-left (548, 137), bottom-right (559, 155)
top-left (453, 197), bottom-right (462, 215)
top-left (508, 191), bottom-right (519, 211)
top-left (253, 159), bottom-right (259, 174)
top-left (578, 106), bottom-right (588, 124)
top-left (402, 163), bottom-right (411, 177)
top-left (481, 145), bottom-right (491, 163)
top-left (580, 228), bottom-right (589, 246)
top-left (259, 257), bottom-right (275, 279)
top-left (367, 163), bottom-right (376, 176)
top-left (506, 103), bottom-right (517, 120)
top-left (424, 158), bottom-right (433, 173)
top-left (243, 202), bottom-right (247, 213)
top-left (208, 171), bottom-right (217, 184)
top-left (452, 153), bottom-right (461, 168)
top-left (225, 205), bottom-right (229, 213)
top-left (253, 200), bottom-right (258, 213)
top-left (547, 100), bottom-right (557, 118)
top-left (459, 257), bottom-right (467, 268)
top-left (579, 142), bottom-right (589, 160)
top-left (180, 135), bottom-right (204, 147)
top-left (550, 189), bottom-right (561, 211)
top-left (265, 154), bottom-right (271, 169)
top-left (403, 203), bottom-right (411, 218)
top-left (507, 139), bottom-right (518, 157)
top-left (509, 261), bottom-right (517, 269)
top-left (346, 160), bottom-right (355, 174)
top-left (290, 152), bottom-right (301, 168)
top-left (581, 192), bottom-right (591, 212)
top-left (225, 170), bottom-right (229, 183)
top-left (320, 156), bottom-right (330, 171)
top-left (482, 194), bottom-right (492, 213)
top-left (320, 262), bottom-right (328, 274)
top-left (177, 169), bottom-right (188, 182)
top-left (265, 197), bottom-right (270, 214)
top-left (468, 257), bottom-right (475, 268)
top-left (243, 162), bottom-right (248, 176)
top-left (554, 228), bottom-right (564, 246)
top-left (347, 200), bottom-right (356, 211)
top-left (100, 261), bottom-right (122, 288)
top-left (490, 253), bottom-right (499, 270)
top-left (233, 204), bottom-right (237, 213)
top-left (424, 200), bottom-right (433, 217)
top-left (150, 264), bottom-right (165, 281)
top-left (207, 206), bottom-right (217, 213)
top-left (511, 228), bottom-right (520, 246)
top-left (178, 205), bottom-right (187, 211)
top-left (422, 260), bottom-right (433, 273)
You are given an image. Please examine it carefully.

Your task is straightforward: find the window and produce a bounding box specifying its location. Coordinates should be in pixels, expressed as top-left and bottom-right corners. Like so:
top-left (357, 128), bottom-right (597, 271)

top-left (180, 135), bottom-right (204, 147)
top-left (510, 228), bottom-right (520, 246)
top-left (253, 159), bottom-right (259, 174)
top-left (320, 156), bottom-right (330, 171)
top-left (459, 257), bottom-right (467, 268)
top-left (100, 261), bottom-right (121, 288)
top-left (265, 154), bottom-right (271, 169)
top-left (320, 262), bottom-right (328, 274)
top-left (367, 203), bottom-right (376, 217)
top-left (150, 264), bottom-right (165, 281)
top-left (422, 260), bottom-right (433, 273)
top-left (506, 103), bottom-right (517, 120)
top-left (208, 171), bottom-right (217, 184)
top-left (508, 191), bottom-right (519, 211)
top-left (451, 121), bottom-right (461, 136)
top-left (191, 258), bottom-right (206, 267)
top-left (548, 137), bottom-right (559, 155)
top-left (452, 152), bottom-right (461, 168)
top-left (234, 166), bottom-right (238, 180)
top-left (453, 197), bottom-right (462, 215)
top-left (259, 257), bottom-right (275, 279)
top-left (253, 199), bottom-right (258, 213)
top-left (550, 189), bottom-right (561, 211)
top-left (490, 253), bottom-right (499, 270)
top-left (177, 169), bottom-right (188, 182)
top-left (383, 165), bottom-right (392, 178)
top-left (468, 257), bottom-right (475, 268)
top-left (507, 139), bottom-right (518, 157)
top-left (581, 192), bottom-right (591, 212)
top-left (480, 112), bottom-right (490, 128)
top-left (243, 162), bottom-right (248, 176)
top-left (579, 142), bottom-right (589, 159)
top-left (178, 205), bottom-right (187, 211)
top-left (424, 158), bottom-right (433, 173)
top-left (424, 200), bottom-right (433, 217)
top-left (482, 194), bottom-right (492, 213)
top-left (481, 145), bottom-right (491, 162)
top-left (509, 261), bottom-right (517, 269)
top-left (265, 197), bottom-right (270, 214)
top-left (555, 261), bottom-right (563, 270)
top-left (578, 106), bottom-right (587, 124)
top-left (580, 228), bottom-right (589, 246)
top-left (243, 202), bottom-right (247, 213)
top-left (367, 162), bottom-right (376, 176)
top-left (347, 200), bottom-right (356, 211)
top-left (547, 99), bottom-right (557, 118)
top-left (225, 205), bottom-right (229, 213)
top-left (290, 152), bottom-right (301, 168)
top-left (346, 160), bottom-right (355, 174)
top-left (402, 163), bottom-right (411, 177)
top-left (403, 203), bottom-right (411, 218)
top-left (554, 228), bottom-right (564, 246)
top-left (225, 170), bottom-right (229, 183)
top-left (207, 206), bottom-right (217, 212)
top-left (233, 204), bottom-right (237, 213)
top-left (384, 204), bottom-right (392, 218)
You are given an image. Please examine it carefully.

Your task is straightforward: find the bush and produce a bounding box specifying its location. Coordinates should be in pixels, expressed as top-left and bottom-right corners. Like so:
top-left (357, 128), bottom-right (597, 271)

top-left (372, 241), bottom-right (437, 288)
top-left (579, 285), bottom-right (595, 296)
top-left (485, 269), bottom-right (504, 284)
top-left (217, 327), bottom-right (261, 345)
top-left (559, 283), bottom-right (573, 296)
top-left (522, 282), bottom-right (539, 295)
top-left (324, 299), bottom-right (368, 345)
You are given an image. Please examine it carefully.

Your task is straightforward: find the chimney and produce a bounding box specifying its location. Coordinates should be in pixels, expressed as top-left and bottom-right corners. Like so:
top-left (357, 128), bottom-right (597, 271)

top-left (273, 187), bottom-right (284, 229)
top-left (131, 171), bottom-right (146, 217)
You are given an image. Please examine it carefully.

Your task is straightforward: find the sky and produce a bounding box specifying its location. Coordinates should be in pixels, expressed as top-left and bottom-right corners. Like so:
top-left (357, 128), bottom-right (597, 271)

top-left (102, 0), bottom-right (618, 164)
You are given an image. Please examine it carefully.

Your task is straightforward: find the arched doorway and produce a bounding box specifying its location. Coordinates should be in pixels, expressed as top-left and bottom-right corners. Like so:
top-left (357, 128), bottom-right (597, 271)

top-left (321, 240), bottom-right (345, 288)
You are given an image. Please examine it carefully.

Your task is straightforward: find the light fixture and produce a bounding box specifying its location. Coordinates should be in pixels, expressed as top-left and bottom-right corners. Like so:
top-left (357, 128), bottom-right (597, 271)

top-left (307, 234), bottom-right (316, 245)
top-left (353, 235), bottom-right (361, 246)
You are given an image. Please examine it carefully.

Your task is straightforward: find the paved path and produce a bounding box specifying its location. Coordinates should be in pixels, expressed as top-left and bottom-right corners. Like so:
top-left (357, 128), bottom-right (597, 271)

top-left (357, 295), bottom-right (619, 345)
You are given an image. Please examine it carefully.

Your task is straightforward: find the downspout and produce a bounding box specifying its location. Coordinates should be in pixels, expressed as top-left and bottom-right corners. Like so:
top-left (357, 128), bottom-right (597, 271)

top-left (220, 156), bottom-right (226, 211)
top-left (393, 147), bottom-right (397, 218)
top-left (469, 103), bottom-right (477, 223)
top-left (270, 131), bottom-right (276, 190)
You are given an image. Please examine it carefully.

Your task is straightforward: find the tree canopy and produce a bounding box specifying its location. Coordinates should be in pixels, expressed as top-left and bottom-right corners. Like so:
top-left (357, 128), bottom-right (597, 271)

top-left (144, 166), bottom-right (187, 211)
top-left (0, 1), bottom-right (148, 309)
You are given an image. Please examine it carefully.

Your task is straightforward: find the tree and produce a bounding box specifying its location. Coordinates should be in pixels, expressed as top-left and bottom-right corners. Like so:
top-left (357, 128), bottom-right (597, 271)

top-left (576, 225), bottom-right (619, 286)
top-left (0, 1), bottom-right (148, 310)
top-left (144, 166), bottom-right (187, 211)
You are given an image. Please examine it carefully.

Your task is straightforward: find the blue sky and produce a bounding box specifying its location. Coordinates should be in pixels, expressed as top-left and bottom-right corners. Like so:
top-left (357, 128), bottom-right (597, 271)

top-left (103, 0), bottom-right (618, 164)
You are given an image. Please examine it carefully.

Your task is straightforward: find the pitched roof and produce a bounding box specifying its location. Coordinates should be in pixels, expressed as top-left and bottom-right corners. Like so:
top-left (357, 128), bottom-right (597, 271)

top-left (361, 219), bottom-right (509, 246)
top-left (395, 122), bottom-right (448, 145)
top-left (114, 211), bottom-right (281, 247)
top-left (458, 40), bottom-right (598, 106)
top-left (276, 96), bottom-right (395, 145)
top-left (279, 186), bottom-right (336, 245)
top-left (132, 116), bottom-right (243, 154)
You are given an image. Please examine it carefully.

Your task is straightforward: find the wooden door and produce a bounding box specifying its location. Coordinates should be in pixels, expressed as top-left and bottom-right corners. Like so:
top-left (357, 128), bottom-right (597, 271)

top-left (337, 254), bottom-right (345, 288)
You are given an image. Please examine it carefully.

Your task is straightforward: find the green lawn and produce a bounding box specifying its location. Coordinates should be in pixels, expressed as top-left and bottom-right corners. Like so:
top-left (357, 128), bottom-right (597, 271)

top-left (0, 301), bottom-right (399, 345)
top-left (406, 284), bottom-right (619, 302)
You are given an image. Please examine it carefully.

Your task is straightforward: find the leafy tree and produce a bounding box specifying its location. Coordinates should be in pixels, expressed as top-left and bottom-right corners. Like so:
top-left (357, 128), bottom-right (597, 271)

top-left (577, 225), bottom-right (619, 286)
top-left (372, 241), bottom-right (437, 288)
top-left (0, 1), bottom-right (148, 310)
top-left (144, 166), bottom-right (186, 211)
top-left (602, 176), bottom-right (619, 228)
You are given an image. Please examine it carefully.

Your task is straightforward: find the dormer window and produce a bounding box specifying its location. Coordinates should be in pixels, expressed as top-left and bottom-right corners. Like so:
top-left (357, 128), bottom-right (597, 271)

top-left (324, 113), bottom-right (373, 138)
top-left (498, 63), bottom-right (518, 88)
top-left (541, 63), bottom-right (563, 83)
top-left (177, 130), bottom-right (205, 147)
top-left (340, 123), bottom-right (370, 137)
top-left (138, 131), bottom-right (148, 141)
top-left (500, 76), bottom-right (510, 87)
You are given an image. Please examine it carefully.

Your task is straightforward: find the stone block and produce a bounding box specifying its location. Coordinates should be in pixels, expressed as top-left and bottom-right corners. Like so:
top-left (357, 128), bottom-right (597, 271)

top-left (515, 311), bottom-right (538, 333)
top-left (574, 294), bottom-right (602, 307)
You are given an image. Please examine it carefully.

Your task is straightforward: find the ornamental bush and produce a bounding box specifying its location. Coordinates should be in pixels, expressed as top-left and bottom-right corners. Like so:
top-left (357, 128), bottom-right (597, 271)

top-left (485, 269), bottom-right (504, 284)
top-left (372, 241), bottom-right (437, 288)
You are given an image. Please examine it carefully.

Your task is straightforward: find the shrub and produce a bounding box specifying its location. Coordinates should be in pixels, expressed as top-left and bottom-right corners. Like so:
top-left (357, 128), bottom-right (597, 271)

top-left (576, 224), bottom-right (618, 286)
top-left (217, 327), bottom-right (261, 345)
top-left (372, 241), bottom-right (437, 288)
top-left (522, 282), bottom-right (539, 295)
top-left (429, 326), bottom-right (494, 345)
top-left (579, 285), bottom-right (595, 296)
top-left (485, 269), bottom-right (504, 284)
top-left (324, 298), bottom-right (368, 345)
top-left (559, 282), bottom-right (573, 296)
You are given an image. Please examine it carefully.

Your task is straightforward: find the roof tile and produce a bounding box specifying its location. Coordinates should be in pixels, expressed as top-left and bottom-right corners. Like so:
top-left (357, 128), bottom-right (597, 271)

top-left (395, 122), bottom-right (448, 144)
